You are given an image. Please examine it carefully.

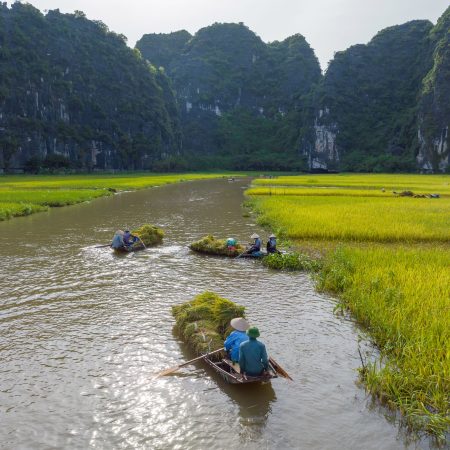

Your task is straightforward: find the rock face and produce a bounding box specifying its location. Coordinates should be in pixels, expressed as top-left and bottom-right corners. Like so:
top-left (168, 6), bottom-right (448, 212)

top-left (1, 4), bottom-right (448, 173)
top-left (304, 20), bottom-right (435, 172)
top-left (137, 23), bottom-right (321, 170)
top-left (308, 108), bottom-right (339, 170)
top-left (416, 6), bottom-right (450, 172)
top-left (0, 3), bottom-right (180, 171)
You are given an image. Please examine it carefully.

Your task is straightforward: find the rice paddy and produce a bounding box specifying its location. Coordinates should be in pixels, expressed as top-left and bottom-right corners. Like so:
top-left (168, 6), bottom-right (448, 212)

top-left (253, 173), bottom-right (450, 194)
top-left (252, 196), bottom-right (450, 243)
top-left (246, 173), bottom-right (450, 440)
top-left (0, 173), bottom-right (233, 220)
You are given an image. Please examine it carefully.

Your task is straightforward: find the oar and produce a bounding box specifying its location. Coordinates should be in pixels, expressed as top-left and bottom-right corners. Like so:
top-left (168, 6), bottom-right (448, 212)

top-left (136, 236), bottom-right (146, 249)
top-left (95, 244), bottom-right (112, 248)
top-left (154, 348), bottom-right (224, 378)
top-left (236, 245), bottom-right (251, 258)
top-left (269, 357), bottom-right (293, 381)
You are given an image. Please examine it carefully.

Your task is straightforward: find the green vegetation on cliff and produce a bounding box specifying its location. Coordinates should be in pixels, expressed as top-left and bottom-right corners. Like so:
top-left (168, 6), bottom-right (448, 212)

top-left (418, 6), bottom-right (450, 172)
top-left (137, 23), bottom-right (320, 170)
top-left (313, 20), bottom-right (434, 172)
top-left (0, 3), bottom-right (180, 171)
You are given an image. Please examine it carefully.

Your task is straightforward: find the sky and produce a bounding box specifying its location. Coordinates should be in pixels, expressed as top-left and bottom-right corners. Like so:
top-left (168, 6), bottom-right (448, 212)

top-left (13, 0), bottom-right (449, 69)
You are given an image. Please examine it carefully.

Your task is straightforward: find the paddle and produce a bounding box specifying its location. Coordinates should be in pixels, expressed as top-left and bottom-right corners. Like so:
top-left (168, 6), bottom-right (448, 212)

top-left (136, 235), bottom-right (146, 249)
top-left (269, 357), bottom-right (293, 381)
top-left (154, 348), bottom-right (224, 378)
top-left (95, 244), bottom-right (112, 248)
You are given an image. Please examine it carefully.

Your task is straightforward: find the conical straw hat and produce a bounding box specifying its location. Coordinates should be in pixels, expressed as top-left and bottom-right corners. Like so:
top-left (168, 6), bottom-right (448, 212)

top-left (250, 233), bottom-right (260, 239)
top-left (230, 317), bottom-right (250, 332)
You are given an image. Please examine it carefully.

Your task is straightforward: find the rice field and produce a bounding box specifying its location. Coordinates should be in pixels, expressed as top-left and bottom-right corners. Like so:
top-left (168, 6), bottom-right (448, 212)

top-left (0, 173), bottom-right (233, 220)
top-left (0, 202), bottom-right (47, 220)
top-left (247, 173), bottom-right (450, 439)
top-left (253, 173), bottom-right (450, 195)
top-left (251, 195), bottom-right (450, 243)
top-left (317, 246), bottom-right (450, 438)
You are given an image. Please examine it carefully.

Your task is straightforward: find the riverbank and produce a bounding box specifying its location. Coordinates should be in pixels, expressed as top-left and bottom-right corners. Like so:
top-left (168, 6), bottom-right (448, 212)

top-left (0, 173), bottom-right (238, 221)
top-left (246, 173), bottom-right (450, 442)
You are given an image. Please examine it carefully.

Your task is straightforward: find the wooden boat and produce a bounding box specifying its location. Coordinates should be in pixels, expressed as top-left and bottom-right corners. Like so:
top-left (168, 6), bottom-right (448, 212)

top-left (237, 251), bottom-right (267, 259)
top-left (203, 354), bottom-right (278, 384)
top-left (112, 242), bottom-right (145, 253)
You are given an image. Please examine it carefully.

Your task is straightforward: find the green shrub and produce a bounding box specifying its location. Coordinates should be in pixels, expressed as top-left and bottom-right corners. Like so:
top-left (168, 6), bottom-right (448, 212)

top-left (262, 252), bottom-right (322, 272)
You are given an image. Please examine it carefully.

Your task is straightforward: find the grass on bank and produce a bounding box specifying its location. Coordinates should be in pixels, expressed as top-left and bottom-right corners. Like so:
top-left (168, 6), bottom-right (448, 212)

top-left (0, 173), bottom-right (236, 220)
top-left (246, 173), bottom-right (450, 440)
top-left (317, 246), bottom-right (450, 438)
top-left (0, 202), bottom-right (47, 220)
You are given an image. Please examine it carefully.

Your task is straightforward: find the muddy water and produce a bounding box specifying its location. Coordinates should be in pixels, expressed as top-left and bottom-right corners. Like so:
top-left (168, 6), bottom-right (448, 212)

top-left (0, 179), bottom-right (427, 449)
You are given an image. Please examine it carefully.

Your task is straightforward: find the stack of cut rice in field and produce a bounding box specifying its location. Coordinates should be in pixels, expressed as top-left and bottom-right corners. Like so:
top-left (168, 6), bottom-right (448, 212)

top-left (172, 292), bottom-right (245, 357)
top-left (189, 235), bottom-right (245, 256)
top-left (132, 224), bottom-right (164, 246)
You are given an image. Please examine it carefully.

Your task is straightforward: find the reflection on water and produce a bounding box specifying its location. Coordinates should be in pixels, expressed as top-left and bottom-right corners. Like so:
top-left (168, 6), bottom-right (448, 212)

top-left (0, 179), bottom-right (431, 449)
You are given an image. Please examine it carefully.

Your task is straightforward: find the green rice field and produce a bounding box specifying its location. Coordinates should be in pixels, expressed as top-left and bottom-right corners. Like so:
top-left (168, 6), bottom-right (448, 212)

top-left (247, 173), bottom-right (450, 440)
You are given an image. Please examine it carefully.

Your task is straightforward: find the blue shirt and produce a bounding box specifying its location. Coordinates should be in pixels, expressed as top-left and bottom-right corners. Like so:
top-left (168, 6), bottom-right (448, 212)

top-left (224, 330), bottom-right (248, 362)
top-left (111, 234), bottom-right (124, 249)
top-left (239, 338), bottom-right (269, 376)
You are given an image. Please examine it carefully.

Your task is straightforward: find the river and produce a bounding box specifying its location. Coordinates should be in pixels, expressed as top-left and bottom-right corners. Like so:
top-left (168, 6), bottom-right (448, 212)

top-left (0, 178), bottom-right (430, 449)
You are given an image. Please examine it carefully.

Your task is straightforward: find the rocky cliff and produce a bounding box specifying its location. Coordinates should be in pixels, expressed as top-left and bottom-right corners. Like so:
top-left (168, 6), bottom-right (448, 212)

top-left (305, 20), bottom-right (435, 172)
top-left (417, 6), bottom-right (450, 172)
top-left (137, 23), bottom-right (321, 170)
top-left (0, 3), bottom-right (180, 171)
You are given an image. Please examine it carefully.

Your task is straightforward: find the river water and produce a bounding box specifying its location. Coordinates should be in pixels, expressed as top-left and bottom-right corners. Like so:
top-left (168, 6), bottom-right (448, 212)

top-left (0, 178), bottom-right (430, 450)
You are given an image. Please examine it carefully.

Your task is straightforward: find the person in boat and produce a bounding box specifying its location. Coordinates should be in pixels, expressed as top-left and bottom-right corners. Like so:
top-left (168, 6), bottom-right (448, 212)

top-left (111, 230), bottom-right (125, 249)
top-left (226, 237), bottom-right (237, 252)
top-left (224, 317), bottom-right (249, 363)
top-left (123, 230), bottom-right (138, 247)
top-left (266, 234), bottom-right (280, 254)
top-left (239, 326), bottom-right (269, 377)
top-left (245, 233), bottom-right (262, 255)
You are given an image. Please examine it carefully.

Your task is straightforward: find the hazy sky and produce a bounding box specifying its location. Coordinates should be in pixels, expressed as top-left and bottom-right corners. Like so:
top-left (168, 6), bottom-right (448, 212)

top-left (14, 0), bottom-right (449, 69)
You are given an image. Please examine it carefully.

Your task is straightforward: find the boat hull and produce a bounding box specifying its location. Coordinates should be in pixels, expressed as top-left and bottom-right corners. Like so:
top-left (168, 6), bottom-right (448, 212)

top-left (203, 356), bottom-right (277, 384)
top-left (112, 244), bottom-right (145, 253)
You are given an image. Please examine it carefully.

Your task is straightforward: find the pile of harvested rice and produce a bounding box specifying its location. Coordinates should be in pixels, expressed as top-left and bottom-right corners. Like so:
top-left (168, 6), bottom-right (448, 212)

top-left (132, 224), bottom-right (164, 247)
top-left (172, 291), bottom-right (246, 356)
top-left (189, 235), bottom-right (245, 257)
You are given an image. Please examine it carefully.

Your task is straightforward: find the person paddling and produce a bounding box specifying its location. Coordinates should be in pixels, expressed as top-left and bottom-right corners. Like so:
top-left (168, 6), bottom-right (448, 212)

top-left (239, 326), bottom-right (269, 377)
top-left (224, 317), bottom-right (250, 363)
top-left (123, 230), bottom-right (138, 247)
top-left (245, 233), bottom-right (262, 255)
top-left (266, 234), bottom-right (280, 254)
top-left (111, 230), bottom-right (125, 249)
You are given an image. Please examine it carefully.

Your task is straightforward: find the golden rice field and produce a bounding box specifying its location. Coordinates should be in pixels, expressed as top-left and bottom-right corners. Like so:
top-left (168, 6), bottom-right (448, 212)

top-left (253, 173), bottom-right (450, 194)
top-left (0, 173), bottom-right (233, 220)
top-left (251, 195), bottom-right (450, 243)
top-left (247, 173), bottom-right (450, 440)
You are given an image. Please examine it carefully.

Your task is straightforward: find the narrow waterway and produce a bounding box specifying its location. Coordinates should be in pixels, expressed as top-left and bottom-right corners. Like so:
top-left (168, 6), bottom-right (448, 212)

top-left (0, 178), bottom-right (428, 449)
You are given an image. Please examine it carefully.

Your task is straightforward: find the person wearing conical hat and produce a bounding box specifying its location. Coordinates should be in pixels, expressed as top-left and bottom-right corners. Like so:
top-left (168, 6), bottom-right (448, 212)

top-left (224, 317), bottom-right (250, 363)
top-left (245, 233), bottom-right (262, 255)
top-left (239, 326), bottom-right (269, 377)
top-left (266, 233), bottom-right (280, 254)
top-left (111, 230), bottom-right (125, 249)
